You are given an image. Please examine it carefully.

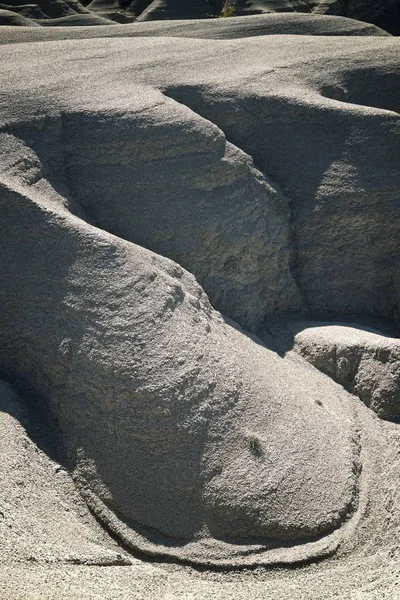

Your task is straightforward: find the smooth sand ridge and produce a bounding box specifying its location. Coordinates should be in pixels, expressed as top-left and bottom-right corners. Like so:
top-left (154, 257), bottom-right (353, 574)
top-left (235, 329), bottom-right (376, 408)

top-left (0, 21), bottom-right (399, 597)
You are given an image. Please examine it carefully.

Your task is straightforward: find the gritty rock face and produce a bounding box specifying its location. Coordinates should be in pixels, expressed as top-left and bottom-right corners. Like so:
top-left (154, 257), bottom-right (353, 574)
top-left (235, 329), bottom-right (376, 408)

top-left (136, 0), bottom-right (220, 21)
top-left (0, 13), bottom-right (399, 579)
top-left (0, 8), bottom-right (41, 25)
top-left (1, 32), bottom-right (398, 328)
top-left (0, 380), bottom-right (131, 566)
top-left (0, 175), bottom-right (360, 565)
top-left (276, 322), bottom-right (400, 422)
top-left (0, 0), bottom-right (398, 33)
top-left (60, 101), bottom-right (299, 331)
top-left (241, 0), bottom-right (400, 35)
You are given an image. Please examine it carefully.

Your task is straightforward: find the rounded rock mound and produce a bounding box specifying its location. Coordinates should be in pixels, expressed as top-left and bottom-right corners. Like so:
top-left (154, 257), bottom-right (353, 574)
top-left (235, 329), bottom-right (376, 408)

top-left (0, 177), bottom-right (361, 565)
top-left (0, 28), bottom-right (398, 568)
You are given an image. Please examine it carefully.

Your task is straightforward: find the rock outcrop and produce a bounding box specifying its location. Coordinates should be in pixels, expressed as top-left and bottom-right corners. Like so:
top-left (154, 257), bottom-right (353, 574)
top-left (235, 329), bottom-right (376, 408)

top-left (0, 380), bottom-right (131, 566)
top-left (0, 0), bottom-right (398, 32)
top-left (269, 322), bottom-right (400, 421)
top-left (0, 168), bottom-right (359, 564)
top-left (136, 0), bottom-right (221, 21)
top-left (314, 0), bottom-right (400, 35)
top-left (0, 7), bottom-right (41, 23)
top-left (0, 11), bottom-right (399, 597)
top-left (240, 0), bottom-right (400, 34)
top-left (1, 30), bottom-right (398, 326)
top-left (0, 11), bottom-right (389, 36)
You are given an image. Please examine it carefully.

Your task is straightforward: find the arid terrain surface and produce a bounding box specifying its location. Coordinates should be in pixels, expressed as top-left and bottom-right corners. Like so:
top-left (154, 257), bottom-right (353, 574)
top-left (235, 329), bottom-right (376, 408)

top-left (0, 0), bottom-right (399, 34)
top-left (0, 4), bottom-right (399, 599)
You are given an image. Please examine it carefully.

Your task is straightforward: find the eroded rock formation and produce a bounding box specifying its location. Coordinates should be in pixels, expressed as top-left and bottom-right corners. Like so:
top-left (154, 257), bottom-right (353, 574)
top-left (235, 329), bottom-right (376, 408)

top-left (266, 322), bottom-right (400, 421)
top-left (0, 0), bottom-right (399, 33)
top-left (0, 11), bottom-right (399, 599)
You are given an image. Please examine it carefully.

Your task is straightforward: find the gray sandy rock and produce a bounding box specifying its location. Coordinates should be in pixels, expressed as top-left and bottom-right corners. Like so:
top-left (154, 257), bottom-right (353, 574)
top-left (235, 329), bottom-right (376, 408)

top-left (61, 103), bottom-right (299, 330)
top-left (0, 380), bottom-right (131, 566)
top-left (0, 14), bottom-right (399, 599)
top-left (0, 7), bottom-right (40, 22)
top-left (0, 86), bottom-right (299, 332)
top-left (0, 168), bottom-right (360, 564)
top-left (150, 39), bottom-right (399, 328)
top-left (1, 0), bottom-right (398, 31)
top-left (36, 11), bottom-right (115, 22)
top-left (240, 0), bottom-right (311, 15)
top-left (27, 0), bottom-right (80, 16)
top-left (239, 0), bottom-right (400, 35)
top-left (0, 12), bottom-right (389, 41)
top-left (0, 18), bottom-right (398, 575)
top-left (344, 0), bottom-right (400, 36)
top-left (304, 0), bottom-right (400, 35)
top-left (0, 32), bottom-right (397, 328)
top-left (136, 0), bottom-right (221, 21)
top-left (310, 0), bottom-right (346, 14)
top-left (86, 0), bottom-right (150, 23)
top-left (278, 322), bottom-right (400, 422)
top-left (129, 0), bottom-right (400, 36)
top-left (0, 0), bottom-right (89, 19)
top-left (64, 0), bottom-right (91, 12)
top-left (0, 3), bottom-right (50, 18)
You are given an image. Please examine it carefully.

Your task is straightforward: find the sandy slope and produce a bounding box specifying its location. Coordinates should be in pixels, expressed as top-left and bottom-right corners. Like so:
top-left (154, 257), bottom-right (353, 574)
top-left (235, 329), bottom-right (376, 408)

top-left (0, 15), bottom-right (399, 599)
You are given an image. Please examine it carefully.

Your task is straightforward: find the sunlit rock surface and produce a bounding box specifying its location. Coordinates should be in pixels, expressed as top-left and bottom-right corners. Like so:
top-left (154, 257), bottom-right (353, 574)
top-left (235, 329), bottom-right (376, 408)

top-left (0, 12), bottom-right (399, 600)
top-left (0, 0), bottom-right (398, 33)
top-left (267, 321), bottom-right (400, 422)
